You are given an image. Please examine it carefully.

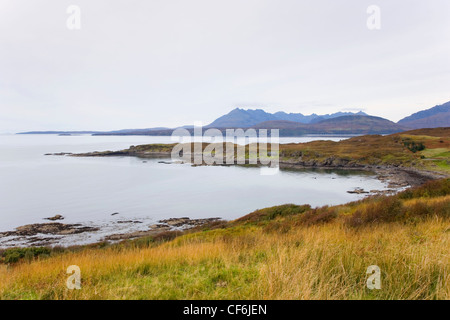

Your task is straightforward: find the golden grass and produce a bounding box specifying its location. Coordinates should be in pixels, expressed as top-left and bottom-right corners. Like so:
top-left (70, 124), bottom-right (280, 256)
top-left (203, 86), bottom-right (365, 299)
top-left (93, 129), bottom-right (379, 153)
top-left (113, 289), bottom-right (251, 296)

top-left (2, 129), bottom-right (450, 299)
top-left (0, 212), bottom-right (448, 300)
top-left (1, 166), bottom-right (449, 301)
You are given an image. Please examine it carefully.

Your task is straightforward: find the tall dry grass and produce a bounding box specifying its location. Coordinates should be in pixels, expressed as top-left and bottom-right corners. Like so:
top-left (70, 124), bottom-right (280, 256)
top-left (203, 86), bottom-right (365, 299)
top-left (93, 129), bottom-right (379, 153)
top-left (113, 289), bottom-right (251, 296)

top-left (1, 179), bottom-right (448, 300)
top-left (0, 216), bottom-right (448, 299)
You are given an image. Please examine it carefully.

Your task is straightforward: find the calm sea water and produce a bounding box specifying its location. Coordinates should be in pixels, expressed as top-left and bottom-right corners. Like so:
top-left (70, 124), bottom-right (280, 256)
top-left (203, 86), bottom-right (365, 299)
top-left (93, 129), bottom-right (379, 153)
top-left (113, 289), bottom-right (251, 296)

top-left (0, 134), bottom-right (388, 246)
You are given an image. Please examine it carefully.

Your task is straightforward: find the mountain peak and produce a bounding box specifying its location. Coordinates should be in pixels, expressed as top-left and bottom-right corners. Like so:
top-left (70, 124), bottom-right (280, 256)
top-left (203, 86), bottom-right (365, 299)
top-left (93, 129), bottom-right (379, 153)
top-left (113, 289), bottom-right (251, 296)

top-left (207, 108), bottom-right (372, 128)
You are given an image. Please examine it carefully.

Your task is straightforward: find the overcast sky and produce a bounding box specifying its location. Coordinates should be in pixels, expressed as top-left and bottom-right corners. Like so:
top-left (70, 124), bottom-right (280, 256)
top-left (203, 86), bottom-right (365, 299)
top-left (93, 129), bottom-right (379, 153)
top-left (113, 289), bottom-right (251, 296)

top-left (1, 0), bottom-right (449, 132)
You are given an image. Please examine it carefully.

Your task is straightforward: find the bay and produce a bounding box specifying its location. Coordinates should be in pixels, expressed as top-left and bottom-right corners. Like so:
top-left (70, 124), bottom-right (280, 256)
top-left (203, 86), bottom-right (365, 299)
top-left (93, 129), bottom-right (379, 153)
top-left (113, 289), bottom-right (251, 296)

top-left (0, 134), bottom-right (388, 246)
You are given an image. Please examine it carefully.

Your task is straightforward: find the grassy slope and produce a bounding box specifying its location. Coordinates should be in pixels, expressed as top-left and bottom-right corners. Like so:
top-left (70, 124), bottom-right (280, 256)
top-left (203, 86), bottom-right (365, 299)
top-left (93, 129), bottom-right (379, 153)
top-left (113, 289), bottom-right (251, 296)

top-left (1, 179), bottom-right (449, 300)
top-left (280, 128), bottom-right (450, 172)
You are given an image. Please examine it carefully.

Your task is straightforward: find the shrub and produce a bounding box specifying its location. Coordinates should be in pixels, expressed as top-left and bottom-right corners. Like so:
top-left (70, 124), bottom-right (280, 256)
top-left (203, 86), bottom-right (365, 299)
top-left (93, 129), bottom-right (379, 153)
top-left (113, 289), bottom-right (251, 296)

top-left (152, 231), bottom-right (182, 243)
top-left (299, 206), bottom-right (338, 226)
top-left (403, 140), bottom-right (425, 153)
top-left (368, 196), bottom-right (404, 222)
top-left (194, 220), bottom-right (229, 232)
top-left (346, 197), bottom-right (405, 227)
top-left (263, 221), bottom-right (291, 233)
top-left (405, 197), bottom-right (450, 219)
top-left (1, 247), bottom-right (51, 264)
top-left (407, 201), bottom-right (432, 217)
top-left (235, 204), bottom-right (311, 223)
top-left (346, 209), bottom-right (364, 228)
top-left (399, 179), bottom-right (450, 199)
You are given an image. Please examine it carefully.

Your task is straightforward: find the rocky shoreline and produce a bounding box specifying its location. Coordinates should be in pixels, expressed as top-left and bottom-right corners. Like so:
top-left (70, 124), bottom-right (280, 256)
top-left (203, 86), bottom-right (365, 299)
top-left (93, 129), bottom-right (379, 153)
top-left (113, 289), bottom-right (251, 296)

top-left (102, 217), bottom-right (221, 241)
top-left (0, 217), bottom-right (222, 248)
top-left (2, 161), bottom-right (438, 248)
top-left (32, 144), bottom-right (447, 248)
top-left (279, 161), bottom-right (446, 188)
top-left (49, 147), bottom-right (446, 188)
top-left (0, 223), bottom-right (100, 247)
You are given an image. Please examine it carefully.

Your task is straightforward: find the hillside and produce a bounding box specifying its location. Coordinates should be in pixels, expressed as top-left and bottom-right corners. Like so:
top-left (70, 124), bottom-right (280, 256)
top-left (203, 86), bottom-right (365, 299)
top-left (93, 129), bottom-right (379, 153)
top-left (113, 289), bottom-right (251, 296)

top-left (253, 115), bottom-right (407, 135)
top-left (398, 111), bottom-right (450, 129)
top-left (398, 101), bottom-right (450, 129)
top-left (313, 115), bottom-right (407, 134)
top-left (278, 127), bottom-right (450, 174)
top-left (309, 111), bottom-right (367, 123)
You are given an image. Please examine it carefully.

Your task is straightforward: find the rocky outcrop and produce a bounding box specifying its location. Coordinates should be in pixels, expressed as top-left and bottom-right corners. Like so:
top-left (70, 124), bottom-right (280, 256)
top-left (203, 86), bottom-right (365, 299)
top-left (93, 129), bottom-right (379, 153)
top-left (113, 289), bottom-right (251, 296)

top-left (279, 156), bottom-right (361, 169)
top-left (102, 217), bottom-right (222, 242)
top-left (347, 188), bottom-right (369, 194)
top-left (159, 217), bottom-right (220, 227)
top-left (45, 215), bottom-right (64, 221)
top-left (0, 223), bottom-right (98, 237)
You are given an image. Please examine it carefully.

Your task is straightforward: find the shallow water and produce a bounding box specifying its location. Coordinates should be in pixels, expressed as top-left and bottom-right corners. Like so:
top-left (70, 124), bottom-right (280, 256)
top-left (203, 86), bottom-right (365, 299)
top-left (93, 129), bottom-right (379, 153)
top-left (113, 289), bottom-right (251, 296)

top-left (0, 134), bottom-right (388, 246)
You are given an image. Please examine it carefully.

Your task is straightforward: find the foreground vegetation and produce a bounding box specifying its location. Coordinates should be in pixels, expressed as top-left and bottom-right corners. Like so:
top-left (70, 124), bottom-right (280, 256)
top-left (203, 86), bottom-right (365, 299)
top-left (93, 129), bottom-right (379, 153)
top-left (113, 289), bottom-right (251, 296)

top-left (0, 179), bottom-right (448, 300)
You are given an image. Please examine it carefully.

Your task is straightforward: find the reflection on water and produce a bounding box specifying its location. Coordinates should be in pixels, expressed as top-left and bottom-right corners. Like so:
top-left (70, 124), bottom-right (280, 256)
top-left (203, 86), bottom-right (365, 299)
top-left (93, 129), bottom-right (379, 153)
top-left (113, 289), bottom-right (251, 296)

top-left (281, 167), bottom-right (375, 177)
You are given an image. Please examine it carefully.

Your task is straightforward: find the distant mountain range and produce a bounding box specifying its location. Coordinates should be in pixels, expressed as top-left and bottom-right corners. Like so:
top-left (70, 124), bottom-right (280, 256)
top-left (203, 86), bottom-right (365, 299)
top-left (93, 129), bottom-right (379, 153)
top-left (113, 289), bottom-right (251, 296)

top-left (207, 108), bottom-right (368, 128)
top-left (18, 101), bottom-right (450, 136)
top-left (251, 115), bottom-right (409, 135)
top-left (18, 131), bottom-right (102, 135)
top-left (397, 101), bottom-right (450, 129)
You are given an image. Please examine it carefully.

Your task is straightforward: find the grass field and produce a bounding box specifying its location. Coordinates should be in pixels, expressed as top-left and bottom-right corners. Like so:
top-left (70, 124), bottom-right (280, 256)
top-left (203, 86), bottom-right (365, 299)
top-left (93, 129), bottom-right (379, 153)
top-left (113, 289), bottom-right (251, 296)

top-left (1, 179), bottom-right (448, 300)
top-left (279, 128), bottom-right (450, 172)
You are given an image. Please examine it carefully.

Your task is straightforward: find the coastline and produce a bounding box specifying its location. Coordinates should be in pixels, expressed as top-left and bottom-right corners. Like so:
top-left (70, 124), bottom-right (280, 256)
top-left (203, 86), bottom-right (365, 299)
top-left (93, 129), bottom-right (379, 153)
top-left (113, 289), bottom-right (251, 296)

top-left (1, 178), bottom-right (448, 299)
top-left (6, 129), bottom-right (448, 249)
top-left (1, 154), bottom-right (442, 249)
top-left (0, 217), bottom-right (222, 248)
top-left (279, 162), bottom-right (445, 188)
top-left (55, 146), bottom-right (447, 188)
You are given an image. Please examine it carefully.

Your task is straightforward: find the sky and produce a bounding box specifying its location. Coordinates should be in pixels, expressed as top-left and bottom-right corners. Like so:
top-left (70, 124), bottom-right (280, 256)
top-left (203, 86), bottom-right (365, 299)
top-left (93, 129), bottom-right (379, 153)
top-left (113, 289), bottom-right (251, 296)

top-left (0, 0), bottom-right (450, 132)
